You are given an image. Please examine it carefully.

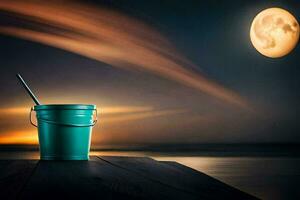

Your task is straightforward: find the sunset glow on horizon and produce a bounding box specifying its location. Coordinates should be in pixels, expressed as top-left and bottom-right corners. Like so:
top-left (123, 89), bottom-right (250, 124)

top-left (0, 105), bottom-right (188, 145)
top-left (0, 130), bottom-right (37, 145)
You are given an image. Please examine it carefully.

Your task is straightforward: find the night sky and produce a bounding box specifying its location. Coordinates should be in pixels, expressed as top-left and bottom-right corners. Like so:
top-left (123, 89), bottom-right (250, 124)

top-left (0, 0), bottom-right (299, 145)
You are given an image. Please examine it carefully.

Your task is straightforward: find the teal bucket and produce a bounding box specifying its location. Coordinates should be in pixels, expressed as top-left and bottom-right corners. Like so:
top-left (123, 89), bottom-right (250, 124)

top-left (30, 104), bottom-right (97, 160)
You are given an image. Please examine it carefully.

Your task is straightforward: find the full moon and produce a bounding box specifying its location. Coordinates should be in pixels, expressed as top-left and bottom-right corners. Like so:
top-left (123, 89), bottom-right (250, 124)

top-left (250, 7), bottom-right (299, 58)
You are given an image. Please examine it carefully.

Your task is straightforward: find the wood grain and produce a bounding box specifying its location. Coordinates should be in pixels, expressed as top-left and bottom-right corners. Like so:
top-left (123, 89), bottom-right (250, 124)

top-left (0, 160), bottom-right (38, 199)
top-left (99, 156), bottom-right (258, 200)
top-left (0, 156), bottom-right (259, 200)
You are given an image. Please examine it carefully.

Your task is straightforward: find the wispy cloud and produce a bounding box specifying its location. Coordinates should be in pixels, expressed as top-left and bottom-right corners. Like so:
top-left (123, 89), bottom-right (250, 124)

top-left (101, 106), bottom-right (154, 114)
top-left (0, 105), bottom-right (186, 144)
top-left (0, 107), bottom-right (29, 115)
top-left (0, 0), bottom-right (249, 109)
top-left (0, 106), bottom-right (154, 115)
top-left (101, 109), bottom-right (187, 123)
top-left (0, 130), bottom-right (37, 144)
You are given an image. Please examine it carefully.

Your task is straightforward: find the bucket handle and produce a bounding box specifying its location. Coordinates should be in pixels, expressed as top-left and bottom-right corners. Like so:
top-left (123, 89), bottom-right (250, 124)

top-left (30, 107), bottom-right (98, 127)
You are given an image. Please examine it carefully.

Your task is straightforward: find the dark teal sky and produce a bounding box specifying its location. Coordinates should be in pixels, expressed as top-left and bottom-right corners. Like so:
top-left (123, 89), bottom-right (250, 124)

top-left (0, 0), bottom-right (299, 144)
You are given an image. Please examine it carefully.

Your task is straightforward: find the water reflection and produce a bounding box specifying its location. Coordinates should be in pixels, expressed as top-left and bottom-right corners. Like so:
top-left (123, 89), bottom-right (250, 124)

top-left (154, 156), bottom-right (300, 200)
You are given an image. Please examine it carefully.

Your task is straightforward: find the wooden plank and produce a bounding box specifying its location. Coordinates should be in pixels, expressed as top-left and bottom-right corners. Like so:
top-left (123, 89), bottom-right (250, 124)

top-left (20, 156), bottom-right (196, 200)
top-left (0, 160), bottom-right (38, 199)
top-left (99, 156), bottom-right (258, 200)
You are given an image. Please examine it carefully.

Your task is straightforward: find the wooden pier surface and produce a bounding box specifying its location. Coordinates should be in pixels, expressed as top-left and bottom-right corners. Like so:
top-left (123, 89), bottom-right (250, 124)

top-left (0, 156), bottom-right (258, 199)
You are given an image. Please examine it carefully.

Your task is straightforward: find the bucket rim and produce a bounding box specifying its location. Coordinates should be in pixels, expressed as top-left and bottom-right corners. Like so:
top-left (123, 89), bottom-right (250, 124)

top-left (33, 104), bottom-right (96, 110)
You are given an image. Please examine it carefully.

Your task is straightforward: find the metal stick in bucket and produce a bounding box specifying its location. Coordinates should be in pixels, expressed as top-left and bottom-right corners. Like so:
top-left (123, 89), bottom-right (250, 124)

top-left (17, 74), bottom-right (41, 105)
top-left (16, 74), bottom-right (41, 105)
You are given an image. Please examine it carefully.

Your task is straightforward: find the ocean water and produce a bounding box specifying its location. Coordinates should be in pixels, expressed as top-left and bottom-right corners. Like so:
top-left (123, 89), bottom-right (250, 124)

top-left (0, 150), bottom-right (299, 200)
top-left (154, 156), bottom-right (300, 200)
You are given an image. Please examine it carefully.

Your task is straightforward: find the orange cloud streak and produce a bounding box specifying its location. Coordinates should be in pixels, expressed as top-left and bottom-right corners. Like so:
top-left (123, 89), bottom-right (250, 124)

top-left (101, 106), bottom-right (154, 114)
top-left (0, 107), bottom-right (29, 115)
top-left (0, 106), bottom-right (154, 116)
top-left (0, 0), bottom-right (249, 109)
top-left (0, 106), bottom-right (184, 144)
top-left (0, 130), bottom-right (38, 145)
top-left (101, 109), bottom-right (187, 123)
